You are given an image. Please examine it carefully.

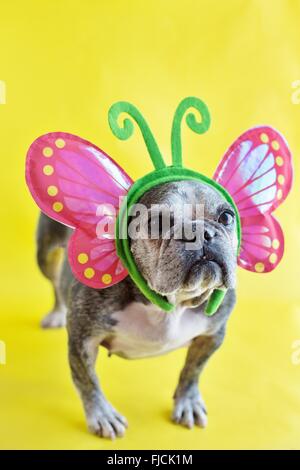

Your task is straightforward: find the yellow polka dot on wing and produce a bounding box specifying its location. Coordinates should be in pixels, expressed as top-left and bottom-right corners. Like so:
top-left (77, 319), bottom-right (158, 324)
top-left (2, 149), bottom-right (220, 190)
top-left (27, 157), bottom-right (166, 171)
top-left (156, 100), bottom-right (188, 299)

top-left (101, 273), bottom-right (112, 285)
top-left (260, 133), bottom-right (269, 143)
top-left (84, 267), bottom-right (95, 279)
top-left (55, 138), bottom-right (66, 148)
top-left (272, 239), bottom-right (280, 250)
top-left (271, 140), bottom-right (280, 150)
top-left (52, 202), bottom-right (63, 212)
top-left (276, 156), bottom-right (284, 166)
top-left (43, 147), bottom-right (53, 157)
top-left (269, 253), bottom-right (278, 264)
top-left (255, 262), bottom-right (265, 273)
top-left (47, 185), bottom-right (58, 196)
top-left (43, 165), bottom-right (54, 176)
top-left (277, 174), bottom-right (285, 185)
top-left (277, 189), bottom-right (283, 200)
top-left (78, 253), bottom-right (89, 264)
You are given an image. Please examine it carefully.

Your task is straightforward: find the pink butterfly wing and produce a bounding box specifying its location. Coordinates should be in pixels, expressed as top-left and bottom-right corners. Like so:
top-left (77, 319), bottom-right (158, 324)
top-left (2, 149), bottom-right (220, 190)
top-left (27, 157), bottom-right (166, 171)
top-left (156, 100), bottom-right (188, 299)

top-left (238, 214), bottom-right (284, 273)
top-left (26, 132), bottom-right (133, 287)
top-left (69, 230), bottom-right (127, 288)
top-left (213, 126), bottom-right (293, 272)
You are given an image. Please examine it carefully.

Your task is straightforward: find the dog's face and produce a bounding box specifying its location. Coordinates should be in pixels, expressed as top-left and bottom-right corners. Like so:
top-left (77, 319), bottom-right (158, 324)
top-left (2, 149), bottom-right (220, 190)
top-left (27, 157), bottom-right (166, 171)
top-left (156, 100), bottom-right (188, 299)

top-left (130, 180), bottom-right (238, 308)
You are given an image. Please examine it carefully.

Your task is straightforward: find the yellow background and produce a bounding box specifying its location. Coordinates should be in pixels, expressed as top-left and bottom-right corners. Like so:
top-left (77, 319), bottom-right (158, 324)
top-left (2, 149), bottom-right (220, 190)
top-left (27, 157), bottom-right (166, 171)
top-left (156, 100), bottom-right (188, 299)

top-left (0, 0), bottom-right (300, 449)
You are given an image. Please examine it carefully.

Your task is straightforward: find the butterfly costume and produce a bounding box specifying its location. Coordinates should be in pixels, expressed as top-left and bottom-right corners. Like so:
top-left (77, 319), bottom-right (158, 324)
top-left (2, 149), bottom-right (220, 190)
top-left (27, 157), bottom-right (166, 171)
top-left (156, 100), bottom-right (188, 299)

top-left (25, 97), bottom-right (293, 316)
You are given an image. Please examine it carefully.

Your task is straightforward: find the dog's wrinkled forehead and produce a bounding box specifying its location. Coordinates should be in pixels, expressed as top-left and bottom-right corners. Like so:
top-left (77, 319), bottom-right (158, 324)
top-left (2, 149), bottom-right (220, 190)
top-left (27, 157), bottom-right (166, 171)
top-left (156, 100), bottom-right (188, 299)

top-left (138, 180), bottom-right (231, 216)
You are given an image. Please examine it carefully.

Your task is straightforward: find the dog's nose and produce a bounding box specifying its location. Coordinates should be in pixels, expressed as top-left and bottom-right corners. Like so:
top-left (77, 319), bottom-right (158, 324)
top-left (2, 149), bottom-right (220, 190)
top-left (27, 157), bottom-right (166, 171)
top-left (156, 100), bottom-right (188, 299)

top-left (204, 226), bottom-right (216, 242)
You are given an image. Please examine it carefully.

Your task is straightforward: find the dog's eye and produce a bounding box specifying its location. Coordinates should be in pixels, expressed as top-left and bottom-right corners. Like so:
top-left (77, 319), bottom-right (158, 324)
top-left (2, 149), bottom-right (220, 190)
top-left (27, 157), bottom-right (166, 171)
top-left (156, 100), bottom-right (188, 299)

top-left (218, 210), bottom-right (234, 226)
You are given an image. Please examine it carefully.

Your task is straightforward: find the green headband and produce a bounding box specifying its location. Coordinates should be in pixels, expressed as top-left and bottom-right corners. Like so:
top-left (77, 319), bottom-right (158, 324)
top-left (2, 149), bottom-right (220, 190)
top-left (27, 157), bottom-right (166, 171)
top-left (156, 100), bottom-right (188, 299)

top-left (109, 97), bottom-right (241, 316)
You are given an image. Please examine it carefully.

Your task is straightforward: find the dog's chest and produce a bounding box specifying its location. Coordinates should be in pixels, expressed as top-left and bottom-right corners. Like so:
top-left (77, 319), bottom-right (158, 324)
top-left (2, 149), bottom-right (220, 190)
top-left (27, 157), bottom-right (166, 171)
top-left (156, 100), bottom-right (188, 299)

top-left (108, 302), bottom-right (212, 359)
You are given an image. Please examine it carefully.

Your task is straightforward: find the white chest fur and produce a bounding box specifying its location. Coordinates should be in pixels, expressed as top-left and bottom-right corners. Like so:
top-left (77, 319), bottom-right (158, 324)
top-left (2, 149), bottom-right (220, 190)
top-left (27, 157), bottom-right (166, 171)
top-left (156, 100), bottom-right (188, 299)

top-left (108, 302), bottom-right (213, 359)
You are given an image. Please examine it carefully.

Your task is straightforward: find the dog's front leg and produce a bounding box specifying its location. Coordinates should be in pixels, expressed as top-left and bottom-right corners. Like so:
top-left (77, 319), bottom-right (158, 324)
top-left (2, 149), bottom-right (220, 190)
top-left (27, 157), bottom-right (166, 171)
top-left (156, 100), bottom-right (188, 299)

top-left (68, 331), bottom-right (128, 439)
top-left (172, 326), bottom-right (225, 429)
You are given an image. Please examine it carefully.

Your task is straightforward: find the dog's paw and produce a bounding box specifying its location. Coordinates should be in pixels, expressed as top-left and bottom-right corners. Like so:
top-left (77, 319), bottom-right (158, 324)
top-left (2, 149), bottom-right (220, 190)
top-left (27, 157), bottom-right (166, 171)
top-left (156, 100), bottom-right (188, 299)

top-left (172, 392), bottom-right (207, 429)
top-left (41, 310), bottom-right (66, 329)
top-left (87, 403), bottom-right (128, 439)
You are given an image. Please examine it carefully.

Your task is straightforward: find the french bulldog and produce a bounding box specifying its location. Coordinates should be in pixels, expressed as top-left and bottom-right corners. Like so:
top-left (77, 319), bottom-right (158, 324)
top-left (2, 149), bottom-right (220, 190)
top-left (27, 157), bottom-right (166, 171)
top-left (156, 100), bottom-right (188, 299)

top-left (36, 179), bottom-right (237, 439)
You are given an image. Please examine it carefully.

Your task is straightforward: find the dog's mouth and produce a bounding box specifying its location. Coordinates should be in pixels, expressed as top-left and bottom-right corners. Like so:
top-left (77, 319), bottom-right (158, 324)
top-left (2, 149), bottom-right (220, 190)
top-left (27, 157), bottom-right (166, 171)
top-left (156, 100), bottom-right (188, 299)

top-left (184, 256), bottom-right (227, 291)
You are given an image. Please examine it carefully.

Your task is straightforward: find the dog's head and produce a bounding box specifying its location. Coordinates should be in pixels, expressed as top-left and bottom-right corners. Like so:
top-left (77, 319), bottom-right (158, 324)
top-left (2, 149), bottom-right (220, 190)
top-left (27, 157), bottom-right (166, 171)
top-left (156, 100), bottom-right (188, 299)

top-left (129, 180), bottom-right (238, 308)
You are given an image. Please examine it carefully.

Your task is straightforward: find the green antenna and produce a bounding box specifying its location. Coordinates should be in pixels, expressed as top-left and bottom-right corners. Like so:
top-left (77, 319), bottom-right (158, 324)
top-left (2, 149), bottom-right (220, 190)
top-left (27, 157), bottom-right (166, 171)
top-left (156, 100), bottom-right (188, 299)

top-left (108, 101), bottom-right (166, 170)
top-left (171, 97), bottom-right (211, 167)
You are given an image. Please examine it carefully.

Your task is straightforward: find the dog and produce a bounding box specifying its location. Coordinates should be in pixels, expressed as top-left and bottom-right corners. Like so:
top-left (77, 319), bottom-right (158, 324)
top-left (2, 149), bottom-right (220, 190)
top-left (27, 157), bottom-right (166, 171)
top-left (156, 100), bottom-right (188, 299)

top-left (36, 179), bottom-right (238, 439)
